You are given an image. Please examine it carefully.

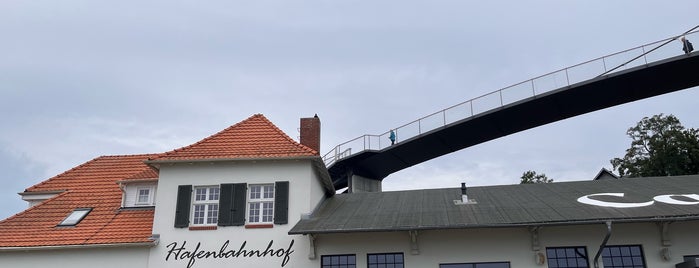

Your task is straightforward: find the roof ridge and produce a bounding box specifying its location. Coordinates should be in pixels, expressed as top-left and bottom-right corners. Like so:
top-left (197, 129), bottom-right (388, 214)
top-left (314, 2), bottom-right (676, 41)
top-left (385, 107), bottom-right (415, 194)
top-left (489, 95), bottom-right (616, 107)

top-left (24, 154), bottom-right (160, 192)
top-left (255, 114), bottom-right (318, 155)
top-left (151, 114), bottom-right (264, 160)
top-left (149, 114), bottom-right (317, 162)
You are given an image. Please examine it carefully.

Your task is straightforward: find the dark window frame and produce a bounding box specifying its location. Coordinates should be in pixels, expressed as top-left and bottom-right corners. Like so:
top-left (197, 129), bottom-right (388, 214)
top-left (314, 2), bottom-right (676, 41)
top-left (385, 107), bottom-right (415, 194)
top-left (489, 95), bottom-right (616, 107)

top-left (601, 245), bottom-right (646, 268)
top-left (439, 262), bottom-right (511, 268)
top-left (321, 254), bottom-right (357, 268)
top-left (681, 255), bottom-right (699, 267)
top-left (367, 252), bottom-right (404, 268)
top-left (546, 246), bottom-right (590, 268)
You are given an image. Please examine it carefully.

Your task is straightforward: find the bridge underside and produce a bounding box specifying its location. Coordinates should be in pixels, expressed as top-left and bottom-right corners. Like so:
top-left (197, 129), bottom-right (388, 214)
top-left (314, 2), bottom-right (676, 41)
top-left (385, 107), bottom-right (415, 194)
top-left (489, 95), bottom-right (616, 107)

top-left (329, 53), bottom-right (699, 190)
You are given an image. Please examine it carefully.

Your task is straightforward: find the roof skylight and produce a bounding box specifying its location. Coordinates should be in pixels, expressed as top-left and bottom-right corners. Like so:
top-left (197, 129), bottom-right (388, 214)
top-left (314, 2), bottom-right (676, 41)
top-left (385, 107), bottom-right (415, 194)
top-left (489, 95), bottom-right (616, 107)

top-left (57, 208), bottom-right (92, 226)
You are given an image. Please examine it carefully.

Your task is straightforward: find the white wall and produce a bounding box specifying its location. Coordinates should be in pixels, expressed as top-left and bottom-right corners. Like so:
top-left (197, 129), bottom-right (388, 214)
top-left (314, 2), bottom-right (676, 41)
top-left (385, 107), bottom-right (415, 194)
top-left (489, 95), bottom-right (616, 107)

top-left (0, 247), bottom-right (149, 268)
top-left (144, 158), bottom-right (699, 268)
top-left (148, 159), bottom-right (325, 268)
top-left (313, 221), bottom-right (699, 268)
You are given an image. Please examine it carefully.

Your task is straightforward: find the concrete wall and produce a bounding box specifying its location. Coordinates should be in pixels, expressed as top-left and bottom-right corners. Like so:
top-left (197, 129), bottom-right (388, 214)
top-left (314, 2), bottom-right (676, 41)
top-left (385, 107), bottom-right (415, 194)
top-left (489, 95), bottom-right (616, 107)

top-left (0, 247), bottom-right (149, 268)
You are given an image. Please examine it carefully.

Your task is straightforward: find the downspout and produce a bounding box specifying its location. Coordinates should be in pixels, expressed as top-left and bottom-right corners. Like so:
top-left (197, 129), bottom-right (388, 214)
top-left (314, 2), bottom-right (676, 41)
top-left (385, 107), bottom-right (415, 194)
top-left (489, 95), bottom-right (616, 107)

top-left (593, 221), bottom-right (612, 268)
top-left (117, 181), bottom-right (126, 208)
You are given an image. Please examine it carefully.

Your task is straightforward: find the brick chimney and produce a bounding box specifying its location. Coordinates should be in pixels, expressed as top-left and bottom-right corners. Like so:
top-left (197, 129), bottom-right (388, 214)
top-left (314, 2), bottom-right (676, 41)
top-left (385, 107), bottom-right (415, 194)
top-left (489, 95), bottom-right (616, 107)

top-left (300, 114), bottom-right (321, 155)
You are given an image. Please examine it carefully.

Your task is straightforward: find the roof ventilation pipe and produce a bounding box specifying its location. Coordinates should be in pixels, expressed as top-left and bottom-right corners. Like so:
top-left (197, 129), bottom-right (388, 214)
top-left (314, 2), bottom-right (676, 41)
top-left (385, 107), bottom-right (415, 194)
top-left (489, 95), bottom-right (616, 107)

top-left (461, 183), bottom-right (468, 203)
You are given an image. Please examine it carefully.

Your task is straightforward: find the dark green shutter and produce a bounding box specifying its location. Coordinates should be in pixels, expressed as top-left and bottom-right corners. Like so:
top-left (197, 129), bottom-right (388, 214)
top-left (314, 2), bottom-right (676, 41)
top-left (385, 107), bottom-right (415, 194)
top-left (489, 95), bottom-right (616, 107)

top-left (218, 184), bottom-right (233, 226)
top-left (220, 183), bottom-right (247, 226)
top-left (174, 185), bottom-right (192, 228)
top-left (219, 183), bottom-right (246, 226)
top-left (274, 181), bottom-right (289, 224)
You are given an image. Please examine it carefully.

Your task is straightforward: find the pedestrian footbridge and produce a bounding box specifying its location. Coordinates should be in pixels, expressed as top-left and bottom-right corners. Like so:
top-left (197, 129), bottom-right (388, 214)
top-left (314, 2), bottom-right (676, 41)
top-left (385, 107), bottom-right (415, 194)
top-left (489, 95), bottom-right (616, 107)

top-left (324, 27), bottom-right (699, 191)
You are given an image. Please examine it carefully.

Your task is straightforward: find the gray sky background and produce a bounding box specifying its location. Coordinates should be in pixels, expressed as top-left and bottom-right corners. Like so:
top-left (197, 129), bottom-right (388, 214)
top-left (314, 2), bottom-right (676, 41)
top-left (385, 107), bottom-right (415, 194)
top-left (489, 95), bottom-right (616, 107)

top-left (2, 1), bottom-right (699, 219)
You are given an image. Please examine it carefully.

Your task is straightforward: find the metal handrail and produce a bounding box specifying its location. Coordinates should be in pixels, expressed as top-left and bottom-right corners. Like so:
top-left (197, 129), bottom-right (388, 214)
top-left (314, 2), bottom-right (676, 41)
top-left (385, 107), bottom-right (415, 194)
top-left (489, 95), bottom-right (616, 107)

top-left (599, 25), bottom-right (699, 76)
top-left (323, 27), bottom-right (699, 167)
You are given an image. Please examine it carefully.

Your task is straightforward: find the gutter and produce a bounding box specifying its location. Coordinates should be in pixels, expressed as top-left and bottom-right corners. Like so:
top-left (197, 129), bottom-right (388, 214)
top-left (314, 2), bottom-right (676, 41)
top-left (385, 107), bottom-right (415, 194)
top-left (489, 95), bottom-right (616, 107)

top-left (289, 215), bottom-right (699, 235)
top-left (18, 190), bottom-right (66, 196)
top-left (0, 241), bottom-right (157, 252)
top-left (593, 221), bottom-right (612, 268)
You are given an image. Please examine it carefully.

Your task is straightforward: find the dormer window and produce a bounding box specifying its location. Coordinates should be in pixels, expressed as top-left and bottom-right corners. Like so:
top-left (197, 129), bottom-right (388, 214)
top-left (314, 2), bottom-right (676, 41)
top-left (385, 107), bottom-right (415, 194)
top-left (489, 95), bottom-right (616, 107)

top-left (136, 187), bottom-right (154, 205)
top-left (58, 208), bottom-right (92, 226)
top-left (118, 181), bottom-right (157, 208)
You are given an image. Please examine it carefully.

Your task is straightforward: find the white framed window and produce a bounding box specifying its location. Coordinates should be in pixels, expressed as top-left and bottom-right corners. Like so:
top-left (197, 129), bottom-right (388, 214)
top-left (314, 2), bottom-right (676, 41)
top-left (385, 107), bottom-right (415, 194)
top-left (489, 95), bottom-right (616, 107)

top-left (135, 186), bottom-right (155, 205)
top-left (192, 186), bottom-right (220, 225)
top-left (247, 184), bottom-right (275, 224)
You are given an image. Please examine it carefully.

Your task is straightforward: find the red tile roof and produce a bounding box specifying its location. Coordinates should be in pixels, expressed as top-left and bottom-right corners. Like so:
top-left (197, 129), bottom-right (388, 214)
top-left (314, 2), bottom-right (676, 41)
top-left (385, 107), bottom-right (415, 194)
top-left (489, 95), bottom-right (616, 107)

top-left (0, 154), bottom-right (159, 247)
top-left (0, 114), bottom-right (321, 248)
top-left (150, 114), bottom-right (318, 162)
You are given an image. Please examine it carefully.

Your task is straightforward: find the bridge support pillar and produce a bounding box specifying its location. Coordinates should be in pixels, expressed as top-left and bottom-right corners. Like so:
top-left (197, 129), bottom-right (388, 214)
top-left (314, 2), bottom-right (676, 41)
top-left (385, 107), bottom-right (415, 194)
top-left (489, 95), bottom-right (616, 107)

top-left (349, 174), bottom-right (382, 193)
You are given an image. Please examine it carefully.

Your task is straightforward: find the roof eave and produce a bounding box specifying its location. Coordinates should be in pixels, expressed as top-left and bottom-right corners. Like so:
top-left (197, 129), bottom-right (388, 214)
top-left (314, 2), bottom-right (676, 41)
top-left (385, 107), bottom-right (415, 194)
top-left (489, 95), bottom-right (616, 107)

top-left (311, 157), bottom-right (336, 196)
top-left (289, 215), bottom-right (699, 235)
top-left (115, 178), bottom-right (159, 184)
top-left (0, 241), bottom-right (157, 252)
top-left (18, 190), bottom-right (66, 196)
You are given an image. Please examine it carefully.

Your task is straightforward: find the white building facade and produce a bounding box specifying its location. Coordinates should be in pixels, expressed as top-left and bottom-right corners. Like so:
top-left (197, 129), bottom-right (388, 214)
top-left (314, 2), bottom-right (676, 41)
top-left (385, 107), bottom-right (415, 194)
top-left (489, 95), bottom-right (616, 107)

top-left (1, 114), bottom-right (699, 268)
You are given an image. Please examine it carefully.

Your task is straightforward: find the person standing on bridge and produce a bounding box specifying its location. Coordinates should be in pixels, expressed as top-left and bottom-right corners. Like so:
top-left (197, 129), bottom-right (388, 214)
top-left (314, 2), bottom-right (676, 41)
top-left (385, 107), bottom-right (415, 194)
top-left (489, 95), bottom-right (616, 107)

top-left (681, 36), bottom-right (694, 54)
top-left (389, 129), bottom-right (396, 145)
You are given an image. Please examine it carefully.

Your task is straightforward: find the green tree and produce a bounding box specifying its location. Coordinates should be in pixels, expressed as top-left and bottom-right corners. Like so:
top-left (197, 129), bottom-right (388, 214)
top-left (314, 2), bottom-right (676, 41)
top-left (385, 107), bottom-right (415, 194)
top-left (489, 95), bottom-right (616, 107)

top-left (520, 170), bottom-right (553, 184)
top-left (610, 114), bottom-right (699, 177)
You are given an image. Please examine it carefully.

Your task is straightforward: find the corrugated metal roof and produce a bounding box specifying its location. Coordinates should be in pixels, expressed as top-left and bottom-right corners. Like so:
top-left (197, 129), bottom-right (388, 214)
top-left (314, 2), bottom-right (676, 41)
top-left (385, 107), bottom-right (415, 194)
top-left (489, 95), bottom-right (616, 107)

top-left (290, 175), bottom-right (699, 234)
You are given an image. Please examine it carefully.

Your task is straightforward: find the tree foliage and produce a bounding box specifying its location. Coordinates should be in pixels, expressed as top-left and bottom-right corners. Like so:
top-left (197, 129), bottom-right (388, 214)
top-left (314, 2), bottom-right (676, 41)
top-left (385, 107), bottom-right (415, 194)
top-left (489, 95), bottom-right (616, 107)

top-left (610, 114), bottom-right (699, 177)
top-left (520, 170), bottom-right (553, 184)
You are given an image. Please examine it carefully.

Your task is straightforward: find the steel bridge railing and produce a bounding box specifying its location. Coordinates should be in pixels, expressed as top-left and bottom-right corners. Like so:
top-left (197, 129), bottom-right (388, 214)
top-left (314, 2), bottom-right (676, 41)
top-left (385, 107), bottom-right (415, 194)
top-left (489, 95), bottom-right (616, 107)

top-left (323, 28), bottom-right (699, 167)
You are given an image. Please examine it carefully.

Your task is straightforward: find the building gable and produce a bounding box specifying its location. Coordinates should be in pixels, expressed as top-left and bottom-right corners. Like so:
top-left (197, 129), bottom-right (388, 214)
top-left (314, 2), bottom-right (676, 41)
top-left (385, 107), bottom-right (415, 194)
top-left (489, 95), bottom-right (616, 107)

top-left (148, 114), bottom-right (318, 163)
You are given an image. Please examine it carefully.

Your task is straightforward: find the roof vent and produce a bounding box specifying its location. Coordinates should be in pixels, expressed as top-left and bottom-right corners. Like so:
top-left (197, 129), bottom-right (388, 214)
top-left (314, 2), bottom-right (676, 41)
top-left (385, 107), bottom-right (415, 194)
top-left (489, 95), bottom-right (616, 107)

top-left (454, 182), bottom-right (477, 205)
top-left (461, 182), bottom-right (468, 203)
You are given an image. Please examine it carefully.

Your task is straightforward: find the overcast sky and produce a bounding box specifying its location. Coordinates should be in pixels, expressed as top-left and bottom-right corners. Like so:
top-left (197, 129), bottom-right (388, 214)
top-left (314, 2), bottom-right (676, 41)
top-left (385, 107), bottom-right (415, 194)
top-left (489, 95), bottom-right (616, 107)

top-left (1, 1), bottom-right (698, 219)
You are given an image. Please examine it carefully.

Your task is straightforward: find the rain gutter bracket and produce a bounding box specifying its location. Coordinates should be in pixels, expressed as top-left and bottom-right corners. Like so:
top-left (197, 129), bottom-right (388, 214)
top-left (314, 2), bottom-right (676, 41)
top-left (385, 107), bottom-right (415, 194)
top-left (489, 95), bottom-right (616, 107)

top-left (409, 230), bottom-right (419, 255)
top-left (529, 226), bottom-right (541, 251)
top-left (308, 234), bottom-right (317, 260)
top-left (659, 221), bottom-right (672, 246)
